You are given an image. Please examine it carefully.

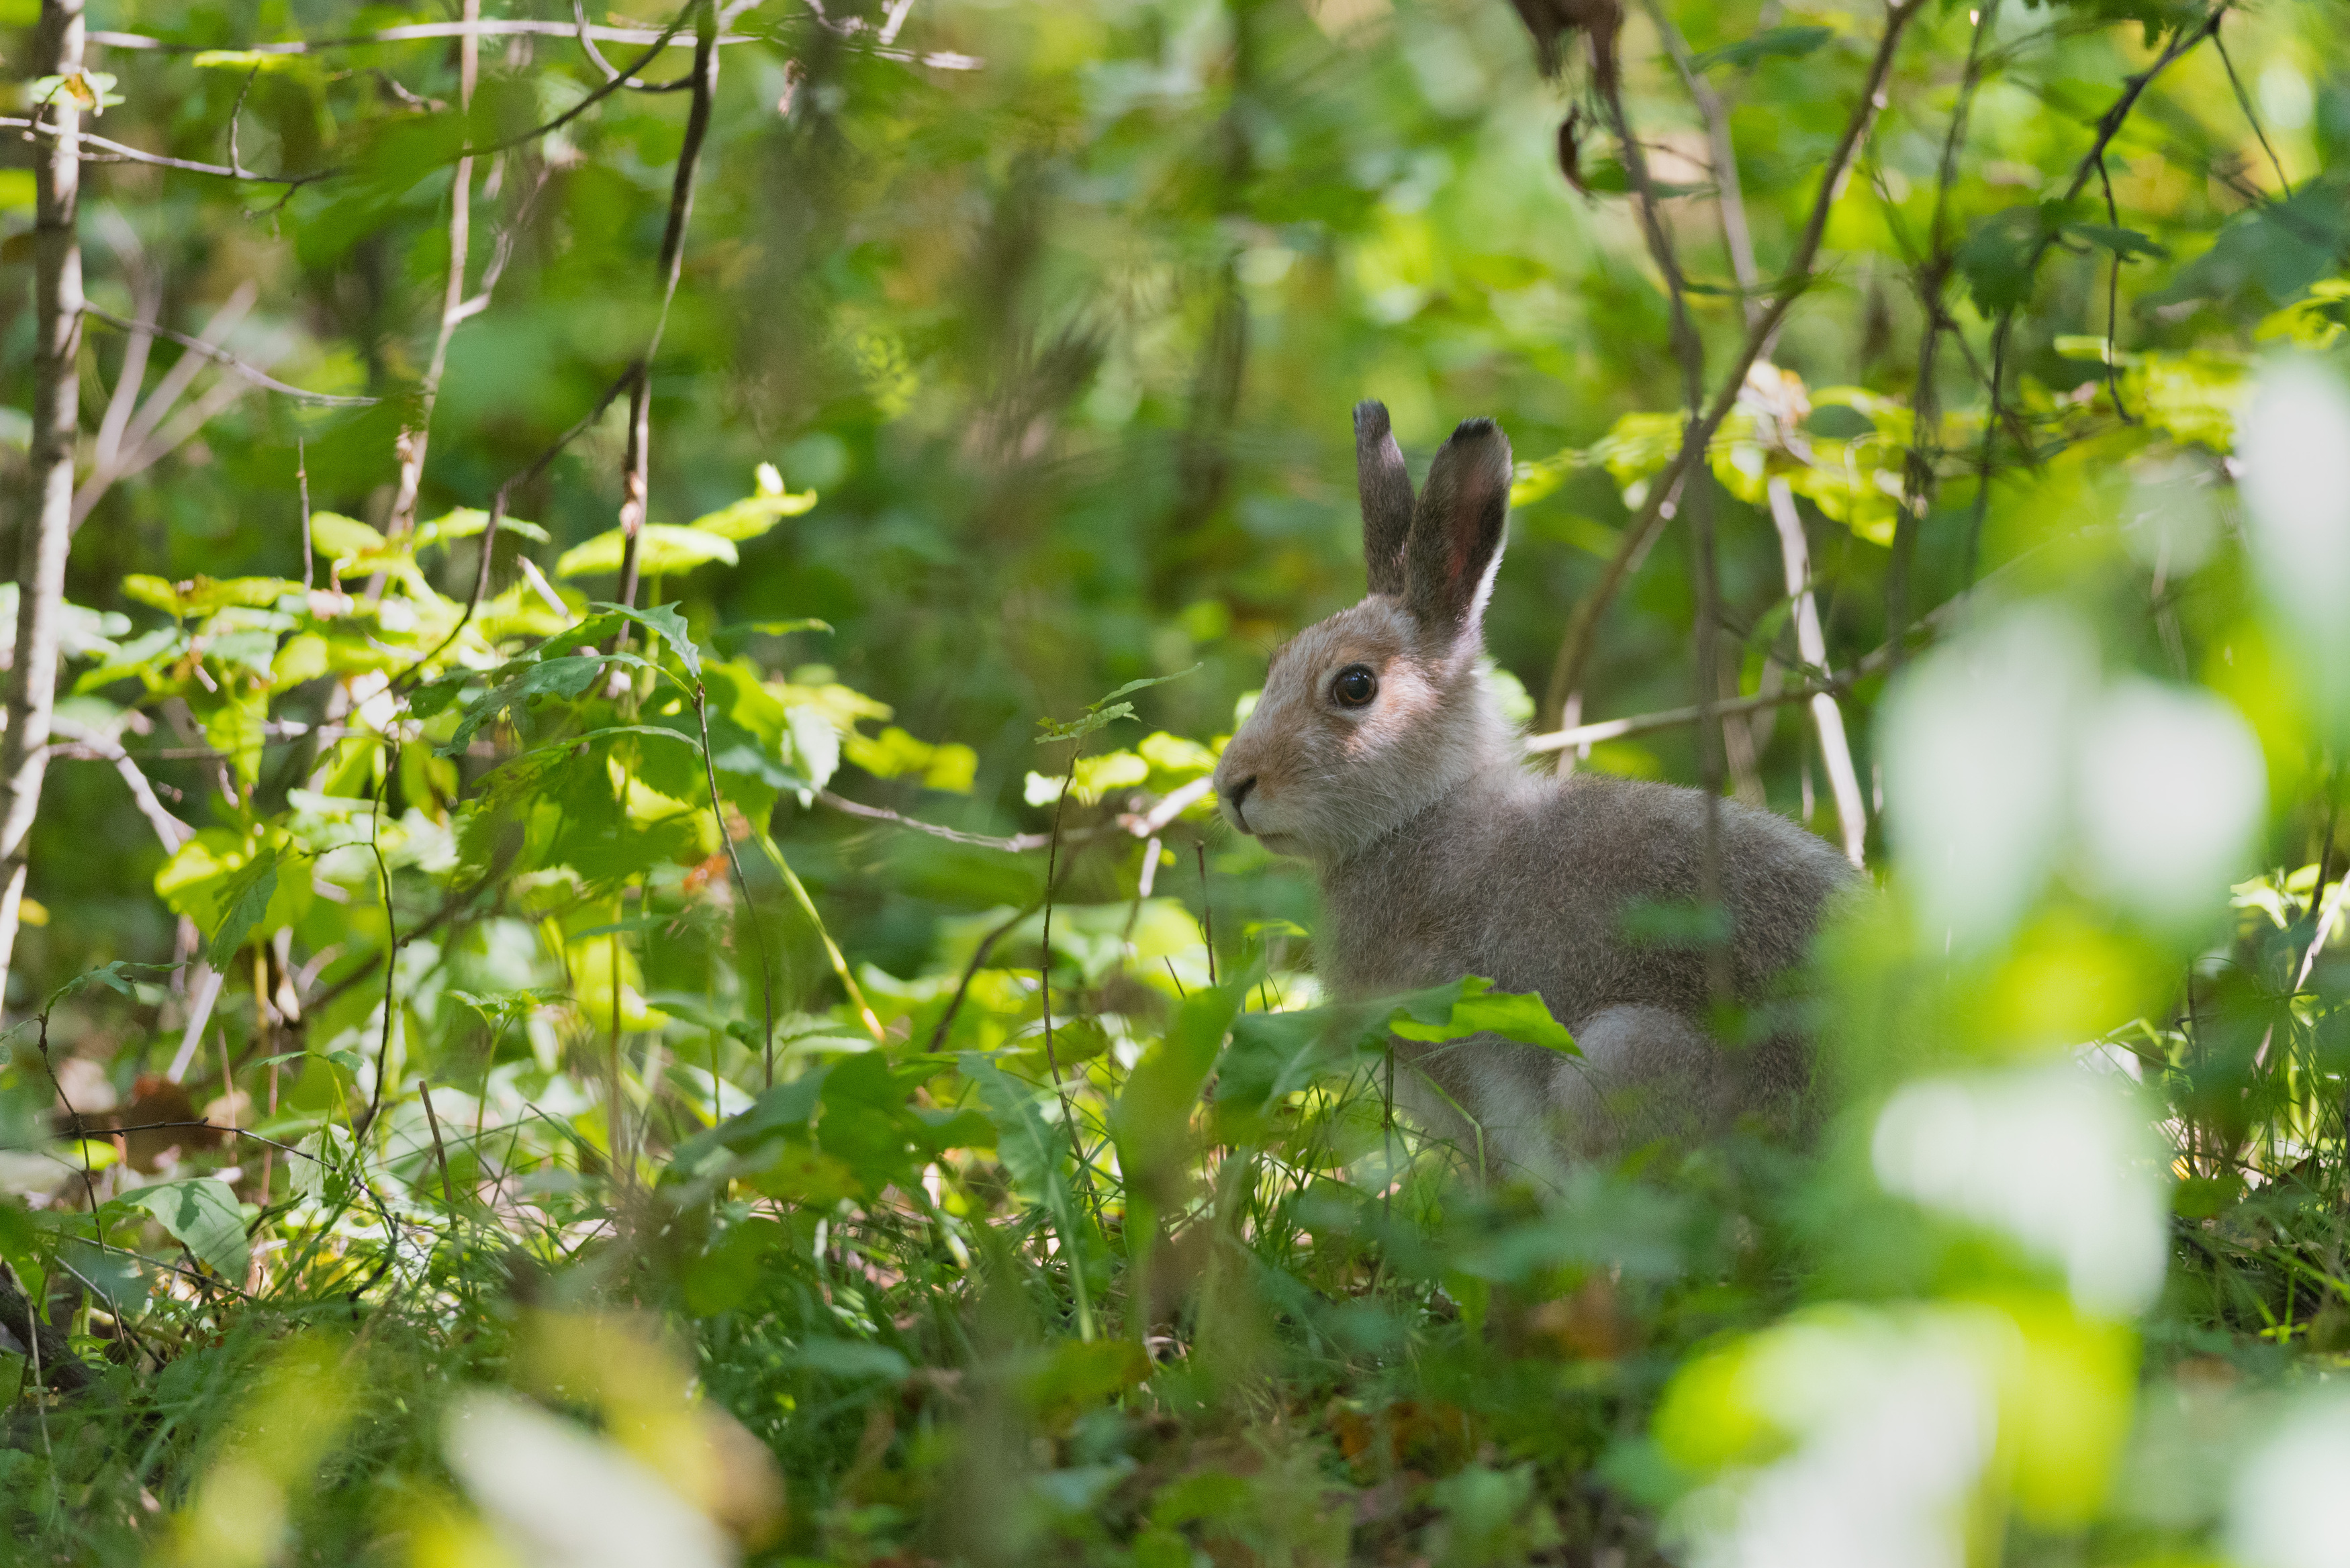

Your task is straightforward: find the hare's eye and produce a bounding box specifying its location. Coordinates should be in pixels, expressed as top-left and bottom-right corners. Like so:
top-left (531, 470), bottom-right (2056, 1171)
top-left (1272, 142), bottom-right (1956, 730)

top-left (1331, 665), bottom-right (1378, 708)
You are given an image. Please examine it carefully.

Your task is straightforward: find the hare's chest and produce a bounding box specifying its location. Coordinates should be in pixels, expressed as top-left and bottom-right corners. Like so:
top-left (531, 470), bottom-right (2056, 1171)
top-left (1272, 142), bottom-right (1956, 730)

top-left (1315, 854), bottom-right (1499, 999)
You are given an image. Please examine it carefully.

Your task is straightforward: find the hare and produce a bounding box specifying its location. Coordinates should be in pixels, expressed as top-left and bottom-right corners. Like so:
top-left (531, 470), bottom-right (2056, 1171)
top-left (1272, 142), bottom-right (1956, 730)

top-left (1211, 403), bottom-right (1859, 1179)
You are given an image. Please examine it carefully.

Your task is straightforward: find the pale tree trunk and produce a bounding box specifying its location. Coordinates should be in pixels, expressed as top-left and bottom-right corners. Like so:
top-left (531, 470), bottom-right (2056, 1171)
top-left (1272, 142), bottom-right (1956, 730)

top-left (0, 0), bottom-right (87, 1012)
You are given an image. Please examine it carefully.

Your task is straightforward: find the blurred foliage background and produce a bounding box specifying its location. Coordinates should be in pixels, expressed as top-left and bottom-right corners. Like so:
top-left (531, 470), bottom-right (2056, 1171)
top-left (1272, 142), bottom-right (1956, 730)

top-left (1, 0), bottom-right (2348, 1562)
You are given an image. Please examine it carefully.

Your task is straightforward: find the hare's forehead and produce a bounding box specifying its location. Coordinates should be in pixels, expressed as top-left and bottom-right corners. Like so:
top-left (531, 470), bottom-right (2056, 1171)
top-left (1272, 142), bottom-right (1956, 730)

top-left (1268, 601), bottom-right (1417, 676)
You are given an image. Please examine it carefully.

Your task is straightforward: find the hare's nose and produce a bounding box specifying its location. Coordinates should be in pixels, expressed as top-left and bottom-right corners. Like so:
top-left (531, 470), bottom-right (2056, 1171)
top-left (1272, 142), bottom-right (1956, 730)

top-left (1224, 775), bottom-right (1257, 815)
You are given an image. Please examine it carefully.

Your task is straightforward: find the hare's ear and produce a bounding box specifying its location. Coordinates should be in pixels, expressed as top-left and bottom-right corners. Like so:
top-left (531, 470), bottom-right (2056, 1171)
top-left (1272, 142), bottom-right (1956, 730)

top-left (1355, 400), bottom-right (1415, 596)
top-left (1403, 418), bottom-right (1511, 638)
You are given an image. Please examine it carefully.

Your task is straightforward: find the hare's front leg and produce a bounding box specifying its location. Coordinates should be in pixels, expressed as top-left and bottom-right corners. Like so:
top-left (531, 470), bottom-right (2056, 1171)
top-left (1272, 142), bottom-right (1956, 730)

top-left (1545, 1006), bottom-right (1738, 1160)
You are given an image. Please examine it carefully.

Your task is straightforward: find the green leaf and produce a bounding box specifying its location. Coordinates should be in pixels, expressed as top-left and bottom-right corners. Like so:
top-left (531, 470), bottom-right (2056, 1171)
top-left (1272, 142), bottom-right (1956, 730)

top-left (961, 1053), bottom-right (1072, 1212)
top-left (1090, 665), bottom-right (1201, 712)
top-left (122, 1179), bottom-right (250, 1282)
top-left (1388, 976), bottom-right (1579, 1055)
top-left (309, 511), bottom-right (389, 565)
top-left (1689, 25), bottom-right (1834, 71)
top-left (205, 846), bottom-right (281, 969)
top-left (1957, 203), bottom-right (2067, 315)
top-left (414, 507), bottom-right (552, 548)
top-left (588, 601), bottom-right (702, 679)
top-left (442, 654), bottom-right (610, 752)
top-left (2063, 222), bottom-right (2169, 262)
top-left (1036, 703), bottom-right (1134, 744)
top-left (688, 487), bottom-right (818, 542)
top-left (555, 525), bottom-right (737, 579)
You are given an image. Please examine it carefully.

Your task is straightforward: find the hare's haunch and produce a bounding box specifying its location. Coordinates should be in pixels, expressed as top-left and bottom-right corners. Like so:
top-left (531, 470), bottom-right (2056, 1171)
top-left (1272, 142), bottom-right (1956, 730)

top-left (1211, 402), bottom-right (1859, 1179)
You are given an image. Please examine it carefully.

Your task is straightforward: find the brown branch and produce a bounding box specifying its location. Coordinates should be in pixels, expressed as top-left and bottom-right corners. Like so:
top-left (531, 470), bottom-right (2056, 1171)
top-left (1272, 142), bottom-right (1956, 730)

top-left (389, 360), bottom-right (641, 693)
top-left (616, 0), bottom-right (720, 614)
top-left (1961, 2), bottom-right (2229, 587)
top-left (1645, 0), bottom-right (1869, 865)
top-left (1891, 0), bottom-right (2001, 665)
top-left (1589, 11), bottom-right (1726, 993)
top-left (1540, 0), bottom-right (1922, 730)
top-left (0, 1265), bottom-right (93, 1395)
top-left (0, 0), bottom-right (88, 1020)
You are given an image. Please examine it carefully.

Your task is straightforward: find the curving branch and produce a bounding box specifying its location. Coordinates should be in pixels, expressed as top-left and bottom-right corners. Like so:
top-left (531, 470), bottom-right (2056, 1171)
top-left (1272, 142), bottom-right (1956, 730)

top-left (80, 303), bottom-right (376, 406)
top-left (1643, 0), bottom-right (1869, 865)
top-left (615, 0), bottom-right (721, 614)
top-left (1540, 0), bottom-right (1923, 732)
top-left (1959, 2), bottom-right (2230, 587)
top-left (386, 0), bottom-right (483, 538)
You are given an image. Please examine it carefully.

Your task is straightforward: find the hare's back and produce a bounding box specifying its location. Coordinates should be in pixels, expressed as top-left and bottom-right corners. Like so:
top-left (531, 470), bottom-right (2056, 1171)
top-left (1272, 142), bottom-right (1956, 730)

top-left (1503, 773), bottom-right (1856, 1004)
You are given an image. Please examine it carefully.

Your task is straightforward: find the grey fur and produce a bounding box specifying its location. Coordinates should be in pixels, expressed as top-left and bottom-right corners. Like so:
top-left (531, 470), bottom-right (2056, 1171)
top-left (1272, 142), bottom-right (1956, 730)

top-left (1355, 400), bottom-right (1416, 597)
top-left (1214, 409), bottom-right (1858, 1179)
top-left (1403, 418), bottom-right (1511, 634)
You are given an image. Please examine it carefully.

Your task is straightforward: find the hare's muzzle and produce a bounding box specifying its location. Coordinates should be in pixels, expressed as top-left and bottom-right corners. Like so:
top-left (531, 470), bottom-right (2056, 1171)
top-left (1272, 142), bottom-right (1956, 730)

top-left (1219, 774), bottom-right (1258, 834)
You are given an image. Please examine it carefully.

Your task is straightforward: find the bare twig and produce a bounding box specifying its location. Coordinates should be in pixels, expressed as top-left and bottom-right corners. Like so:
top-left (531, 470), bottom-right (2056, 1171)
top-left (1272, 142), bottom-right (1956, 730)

top-left (389, 360), bottom-right (641, 692)
top-left (1645, 0), bottom-right (1868, 865)
top-left (1592, 5), bottom-right (1724, 992)
top-left (691, 685), bottom-right (777, 1081)
top-left (1891, 0), bottom-right (2001, 663)
top-left (89, 19), bottom-right (753, 54)
top-left (574, 0), bottom-right (697, 89)
top-left (1961, 3), bottom-right (2229, 586)
top-left (812, 775), bottom-right (1215, 853)
top-left (387, 0), bottom-right (482, 536)
top-left (1525, 674), bottom-right (1859, 754)
top-left (616, 0), bottom-right (721, 613)
top-left (0, 115), bottom-right (332, 186)
top-left (79, 303), bottom-right (375, 406)
top-left (1540, 0), bottom-right (1922, 729)
top-left (46, 718), bottom-right (191, 851)
top-left (0, 0), bottom-right (89, 1020)
top-left (2210, 26), bottom-right (2290, 195)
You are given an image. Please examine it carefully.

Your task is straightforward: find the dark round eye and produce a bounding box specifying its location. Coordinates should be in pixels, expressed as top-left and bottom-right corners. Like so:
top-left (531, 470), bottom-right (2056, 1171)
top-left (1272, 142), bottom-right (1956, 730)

top-left (1331, 665), bottom-right (1378, 708)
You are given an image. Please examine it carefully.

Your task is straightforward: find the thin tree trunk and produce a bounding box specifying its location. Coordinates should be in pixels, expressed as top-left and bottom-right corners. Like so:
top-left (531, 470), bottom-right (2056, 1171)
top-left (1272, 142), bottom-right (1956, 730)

top-left (0, 0), bottom-right (89, 1013)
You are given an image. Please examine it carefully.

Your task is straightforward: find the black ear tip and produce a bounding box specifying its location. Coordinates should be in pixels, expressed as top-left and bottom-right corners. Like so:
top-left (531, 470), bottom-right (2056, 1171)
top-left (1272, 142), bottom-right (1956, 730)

top-left (1353, 399), bottom-right (1391, 435)
top-left (1448, 416), bottom-right (1503, 444)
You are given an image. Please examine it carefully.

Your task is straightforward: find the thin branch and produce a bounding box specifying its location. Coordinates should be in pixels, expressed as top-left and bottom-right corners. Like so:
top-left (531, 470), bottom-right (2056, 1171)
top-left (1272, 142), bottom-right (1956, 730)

top-left (79, 303), bottom-right (376, 405)
top-left (692, 684), bottom-right (777, 1080)
top-left (1961, 3), bottom-right (2230, 586)
top-left (1591, 7), bottom-right (1726, 991)
top-left (389, 360), bottom-right (641, 692)
top-left (387, 0), bottom-right (482, 537)
top-left (616, 0), bottom-right (721, 614)
top-left (46, 718), bottom-right (191, 851)
top-left (88, 19), bottom-right (754, 54)
top-left (1540, 0), bottom-right (1922, 730)
top-left (574, 0), bottom-right (698, 90)
top-left (1891, 0), bottom-right (2002, 664)
top-left (813, 775), bottom-right (1215, 853)
top-left (2210, 26), bottom-right (2290, 195)
top-left (0, 115), bottom-right (333, 186)
top-left (1646, 0), bottom-right (1871, 865)
top-left (1525, 675), bottom-right (1859, 754)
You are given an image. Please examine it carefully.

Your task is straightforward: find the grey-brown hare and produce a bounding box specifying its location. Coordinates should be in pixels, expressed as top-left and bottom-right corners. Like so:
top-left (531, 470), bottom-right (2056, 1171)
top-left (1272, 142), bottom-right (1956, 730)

top-left (1211, 403), bottom-right (1858, 1179)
